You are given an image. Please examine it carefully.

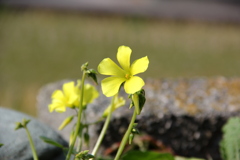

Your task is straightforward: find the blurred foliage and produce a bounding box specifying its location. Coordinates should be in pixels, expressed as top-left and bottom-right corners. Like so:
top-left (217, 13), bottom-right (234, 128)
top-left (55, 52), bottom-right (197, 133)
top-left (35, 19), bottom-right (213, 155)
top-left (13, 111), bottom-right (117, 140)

top-left (0, 8), bottom-right (240, 115)
top-left (220, 117), bottom-right (240, 160)
top-left (94, 151), bottom-right (205, 160)
top-left (122, 150), bottom-right (174, 160)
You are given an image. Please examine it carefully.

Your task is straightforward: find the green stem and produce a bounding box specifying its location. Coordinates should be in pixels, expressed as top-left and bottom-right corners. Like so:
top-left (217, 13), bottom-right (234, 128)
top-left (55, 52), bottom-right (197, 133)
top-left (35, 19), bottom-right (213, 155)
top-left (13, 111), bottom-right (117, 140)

top-left (25, 127), bottom-right (39, 160)
top-left (74, 137), bottom-right (82, 160)
top-left (114, 108), bottom-right (137, 160)
top-left (91, 95), bottom-right (116, 157)
top-left (66, 71), bottom-right (87, 160)
top-left (77, 135), bottom-right (83, 152)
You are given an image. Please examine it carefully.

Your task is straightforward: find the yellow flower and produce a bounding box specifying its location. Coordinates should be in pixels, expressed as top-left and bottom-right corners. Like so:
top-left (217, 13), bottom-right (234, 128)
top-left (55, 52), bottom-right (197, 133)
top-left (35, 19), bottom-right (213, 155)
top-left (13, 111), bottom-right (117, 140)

top-left (82, 83), bottom-right (99, 107)
top-left (49, 81), bottom-right (99, 113)
top-left (98, 45), bottom-right (149, 97)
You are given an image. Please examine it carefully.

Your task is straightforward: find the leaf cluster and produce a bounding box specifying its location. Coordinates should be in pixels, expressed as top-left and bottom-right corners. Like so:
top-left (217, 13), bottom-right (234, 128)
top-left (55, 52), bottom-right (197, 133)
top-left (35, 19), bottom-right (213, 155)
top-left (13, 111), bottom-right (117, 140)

top-left (220, 117), bottom-right (240, 160)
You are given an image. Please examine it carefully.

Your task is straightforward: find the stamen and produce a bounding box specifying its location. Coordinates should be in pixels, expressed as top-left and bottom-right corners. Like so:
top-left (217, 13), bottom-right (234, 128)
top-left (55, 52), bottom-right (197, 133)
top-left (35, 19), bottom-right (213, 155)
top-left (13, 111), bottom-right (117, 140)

top-left (125, 74), bottom-right (131, 79)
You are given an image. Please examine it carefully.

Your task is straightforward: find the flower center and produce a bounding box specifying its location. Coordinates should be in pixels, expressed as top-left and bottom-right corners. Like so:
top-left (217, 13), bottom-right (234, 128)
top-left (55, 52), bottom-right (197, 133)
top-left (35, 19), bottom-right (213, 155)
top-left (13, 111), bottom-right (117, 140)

top-left (125, 74), bottom-right (131, 79)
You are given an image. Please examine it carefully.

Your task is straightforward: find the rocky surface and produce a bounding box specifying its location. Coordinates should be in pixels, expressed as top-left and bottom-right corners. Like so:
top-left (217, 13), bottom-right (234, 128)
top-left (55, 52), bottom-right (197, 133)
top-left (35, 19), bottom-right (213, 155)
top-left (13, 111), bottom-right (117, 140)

top-left (37, 77), bottom-right (240, 160)
top-left (0, 107), bottom-right (67, 160)
top-left (143, 77), bottom-right (240, 117)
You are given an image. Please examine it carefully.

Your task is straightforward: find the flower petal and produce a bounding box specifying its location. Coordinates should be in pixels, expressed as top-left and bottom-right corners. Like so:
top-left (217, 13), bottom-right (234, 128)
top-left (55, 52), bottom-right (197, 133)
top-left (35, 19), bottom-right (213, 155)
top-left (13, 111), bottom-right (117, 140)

top-left (82, 84), bottom-right (99, 106)
top-left (124, 76), bottom-right (145, 94)
top-left (48, 100), bottom-right (66, 113)
top-left (55, 107), bottom-right (66, 113)
top-left (63, 81), bottom-right (75, 97)
top-left (101, 77), bottom-right (126, 97)
top-left (98, 58), bottom-right (125, 76)
top-left (48, 103), bottom-right (57, 112)
top-left (117, 46), bottom-right (132, 71)
top-left (67, 93), bottom-right (79, 107)
top-left (52, 90), bottom-right (65, 100)
top-left (130, 56), bottom-right (149, 75)
top-left (63, 81), bottom-right (79, 106)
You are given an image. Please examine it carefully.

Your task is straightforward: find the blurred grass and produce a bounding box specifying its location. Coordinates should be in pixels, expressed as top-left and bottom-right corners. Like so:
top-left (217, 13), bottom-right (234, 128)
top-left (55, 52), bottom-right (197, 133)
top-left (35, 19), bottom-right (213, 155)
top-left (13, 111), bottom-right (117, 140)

top-left (0, 8), bottom-right (240, 116)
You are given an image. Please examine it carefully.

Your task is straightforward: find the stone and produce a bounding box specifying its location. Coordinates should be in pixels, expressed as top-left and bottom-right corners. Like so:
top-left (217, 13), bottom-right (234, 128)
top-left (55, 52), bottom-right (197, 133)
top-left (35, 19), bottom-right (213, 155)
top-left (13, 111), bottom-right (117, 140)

top-left (37, 77), bottom-right (240, 160)
top-left (0, 107), bottom-right (68, 160)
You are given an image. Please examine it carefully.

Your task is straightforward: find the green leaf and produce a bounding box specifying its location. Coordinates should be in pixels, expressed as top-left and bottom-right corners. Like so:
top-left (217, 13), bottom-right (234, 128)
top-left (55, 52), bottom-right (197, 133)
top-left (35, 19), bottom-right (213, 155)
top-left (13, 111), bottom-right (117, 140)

top-left (86, 69), bottom-right (98, 84)
top-left (137, 89), bottom-right (146, 113)
top-left (131, 89), bottom-right (146, 115)
top-left (220, 117), bottom-right (240, 160)
top-left (40, 136), bottom-right (65, 149)
top-left (0, 144), bottom-right (4, 148)
top-left (84, 132), bottom-right (90, 146)
top-left (122, 150), bottom-right (174, 160)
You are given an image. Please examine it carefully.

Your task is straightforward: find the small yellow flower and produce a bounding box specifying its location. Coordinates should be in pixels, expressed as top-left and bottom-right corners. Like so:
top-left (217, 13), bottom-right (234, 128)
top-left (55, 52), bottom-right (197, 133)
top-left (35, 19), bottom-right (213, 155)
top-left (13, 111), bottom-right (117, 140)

top-left (82, 83), bottom-right (99, 107)
top-left (49, 81), bottom-right (99, 113)
top-left (98, 45), bottom-right (149, 97)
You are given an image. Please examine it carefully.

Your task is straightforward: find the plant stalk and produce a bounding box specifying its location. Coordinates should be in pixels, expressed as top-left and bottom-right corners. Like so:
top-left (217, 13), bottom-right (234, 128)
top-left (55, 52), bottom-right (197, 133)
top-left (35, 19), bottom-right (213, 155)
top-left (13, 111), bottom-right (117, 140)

top-left (25, 127), bottom-right (39, 160)
top-left (66, 71), bottom-right (86, 160)
top-left (114, 108), bottom-right (137, 160)
top-left (91, 95), bottom-right (116, 157)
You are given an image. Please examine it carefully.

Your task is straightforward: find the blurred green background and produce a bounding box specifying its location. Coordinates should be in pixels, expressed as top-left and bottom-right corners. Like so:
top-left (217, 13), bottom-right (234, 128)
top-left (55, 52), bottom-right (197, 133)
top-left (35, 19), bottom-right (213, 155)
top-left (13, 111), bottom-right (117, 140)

top-left (1, 8), bottom-right (240, 116)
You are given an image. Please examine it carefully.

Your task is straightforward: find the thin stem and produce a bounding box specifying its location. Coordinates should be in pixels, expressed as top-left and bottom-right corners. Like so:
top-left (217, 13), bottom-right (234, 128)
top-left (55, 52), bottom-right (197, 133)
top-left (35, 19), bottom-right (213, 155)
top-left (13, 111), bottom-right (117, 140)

top-left (91, 95), bottom-right (116, 157)
top-left (25, 127), bottom-right (39, 160)
top-left (114, 108), bottom-right (137, 160)
top-left (77, 112), bottom-right (87, 152)
top-left (66, 71), bottom-right (87, 160)
top-left (77, 135), bottom-right (83, 153)
top-left (74, 136), bottom-right (82, 160)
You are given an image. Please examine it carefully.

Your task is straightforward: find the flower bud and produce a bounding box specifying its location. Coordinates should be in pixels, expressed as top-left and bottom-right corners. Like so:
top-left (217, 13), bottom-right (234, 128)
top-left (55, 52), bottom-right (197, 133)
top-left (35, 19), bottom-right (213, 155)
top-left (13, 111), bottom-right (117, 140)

top-left (129, 133), bottom-right (134, 145)
top-left (58, 116), bottom-right (74, 130)
top-left (15, 122), bottom-right (24, 130)
top-left (131, 89), bottom-right (146, 115)
top-left (75, 150), bottom-right (94, 159)
top-left (81, 62), bottom-right (89, 71)
top-left (22, 118), bottom-right (30, 127)
top-left (15, 118), bottom-right (31, 130)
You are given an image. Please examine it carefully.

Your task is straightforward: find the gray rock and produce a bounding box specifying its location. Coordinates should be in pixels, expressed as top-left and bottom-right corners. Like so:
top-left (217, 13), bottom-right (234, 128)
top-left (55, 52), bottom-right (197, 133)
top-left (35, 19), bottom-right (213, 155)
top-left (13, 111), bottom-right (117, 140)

top-left (99, 77), bottom-right (240, 160)
top-left (37, 77), bottom-right (240, 160)
top-left (0, 107), bottom-right (67, 160)
top-left (143, 77), bottom-right (240, 117)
